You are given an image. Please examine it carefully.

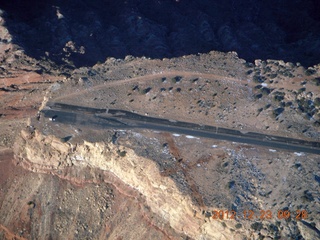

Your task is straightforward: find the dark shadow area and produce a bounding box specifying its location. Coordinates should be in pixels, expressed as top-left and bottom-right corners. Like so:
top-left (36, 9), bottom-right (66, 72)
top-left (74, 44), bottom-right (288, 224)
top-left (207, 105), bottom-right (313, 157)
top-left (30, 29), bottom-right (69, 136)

top-left (1, 0), bottom-right (320, 67)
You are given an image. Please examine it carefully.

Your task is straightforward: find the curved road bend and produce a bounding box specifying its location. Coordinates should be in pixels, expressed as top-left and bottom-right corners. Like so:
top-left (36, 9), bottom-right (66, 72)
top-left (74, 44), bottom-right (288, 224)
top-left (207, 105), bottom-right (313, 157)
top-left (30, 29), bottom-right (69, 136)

top-left (42, 102), bottom-right (320, 155)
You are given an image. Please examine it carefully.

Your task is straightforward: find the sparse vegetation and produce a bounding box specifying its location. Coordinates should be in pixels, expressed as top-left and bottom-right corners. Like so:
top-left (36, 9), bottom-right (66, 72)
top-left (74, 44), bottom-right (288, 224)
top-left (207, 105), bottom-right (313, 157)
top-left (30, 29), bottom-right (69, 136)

top-left (61, 136), bottom-right (72, 142)
top-left (279, 69), bottom-right (294, 78)
top-left (265, 104), bottom-right (271, 109)
top-left (254, 93), bottom-right (263, 99)
top-left (171, 76), bottom-right (182, 83)
top-left (261, 87), bottom-right (271, 95)
top-left (228, 180), bottom-right (235, 189)
top-left (140, 87), bottom-right (152, 94)
top-left (297, 87), bottom-right (306, 94)
top-left (244, 62), bottom-right (254, 68)
top-left (253, 75), bottom-right (266, 83)
top-left (305, 68), bottom-right (316, 76)
top-left (268, 73), bottom-right (277, 79)
top-left (117, 150), bottom-right (127, 157)
top-left (273, 107), bottom-right (284, 118)
top-left (302, 190), bottom-right (314, 201)
top-left (273, 91), bottom-right (285, 101)
top-left (132, 85), bottom-right (139, 91)
top-left (235, 223), bottom-right (242, 229)
top-left (285, 101), bottom-right (292, 107)
top-left (246, 70), bottom-right (253, 75)
top-left (312, 77), bottom-right (320, 86)
top-left (296, 98), bottom-right (316, 119)
top-left (251, 222), bottom-right (263, 231)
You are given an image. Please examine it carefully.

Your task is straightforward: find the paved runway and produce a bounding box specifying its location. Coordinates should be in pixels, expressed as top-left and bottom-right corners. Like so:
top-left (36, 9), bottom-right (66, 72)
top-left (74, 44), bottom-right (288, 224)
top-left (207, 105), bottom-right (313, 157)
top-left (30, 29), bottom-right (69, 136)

top-left (41, 102), bottom-right (320, 155)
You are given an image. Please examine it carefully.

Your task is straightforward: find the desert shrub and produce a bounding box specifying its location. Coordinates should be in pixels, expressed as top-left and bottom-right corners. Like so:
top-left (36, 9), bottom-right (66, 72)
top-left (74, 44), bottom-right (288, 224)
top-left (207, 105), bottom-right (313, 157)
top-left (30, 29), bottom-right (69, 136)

top-left (279, 101), bottom-right (286, 107)
top-left (244, 62), bottom-right (254, 68)
top-left (280, 69), bottom-right (294, 78)
top-left (298, 87), bottom-right (306, 94)
top-left (254, 93), bottom-right (263, 99)
top-left (140, 87), bottom-right (152, 94)
top-left (261, 87), bottom-right (271, 95)
top-left (61, 136), bottom-right (72, 142)
top-left (251, 222), bottom-right (263, 231)
top-left (305, 68), bottom-right (316, 76)
top-left (235, 223), bottom-right (242, 229)
top-left (263, 66), bottom-right (272, 73)
top-left (228, 181), bottom-right (235, 189)
top-left (268, 73), bottom-right (277, 79)
top-left (117, 150), bottom-right (127, 157)
top-left (273, 91), bottom-right (285, 101)
top-left (297, 98), bottom-right (315, 115)
top-left (285, 101), bottom-right (293, 107)
top-left (265, 104), bottom-right (271, 109)
top-left (313, 121), bottom-right (320, 127)
top-left (303, 190), bottom-right (314, 201)
top-left (246, 70), bottom-right (253, 75)
top-left (253, 75), bottom-right (266, 83)
top-left (312, 77), bottom-right (320, 86)
top-left (172, 76), bottom-right (182, 83)
top-left (273, 107), bottom-right (284, 118)
top-left (132, 85), bottom-right (139, 91)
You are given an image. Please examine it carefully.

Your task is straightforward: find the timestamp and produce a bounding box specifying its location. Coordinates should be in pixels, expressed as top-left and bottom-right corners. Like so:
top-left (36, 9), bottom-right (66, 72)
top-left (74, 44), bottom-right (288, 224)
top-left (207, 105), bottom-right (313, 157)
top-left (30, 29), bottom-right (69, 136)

top-left (211, 209), bottom-right (308, 220)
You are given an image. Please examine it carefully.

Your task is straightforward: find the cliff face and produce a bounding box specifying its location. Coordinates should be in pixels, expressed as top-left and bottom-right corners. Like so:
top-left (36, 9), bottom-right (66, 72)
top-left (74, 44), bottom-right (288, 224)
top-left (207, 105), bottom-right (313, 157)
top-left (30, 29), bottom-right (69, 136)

top-left (12, 129), bottom-right (230, 239)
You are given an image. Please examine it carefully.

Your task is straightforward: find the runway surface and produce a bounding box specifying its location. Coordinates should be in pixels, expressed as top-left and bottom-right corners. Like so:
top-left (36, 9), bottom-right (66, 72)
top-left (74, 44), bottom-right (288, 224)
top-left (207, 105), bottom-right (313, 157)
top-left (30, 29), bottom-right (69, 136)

top-left (41, 102), bottom-right (320, 155)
